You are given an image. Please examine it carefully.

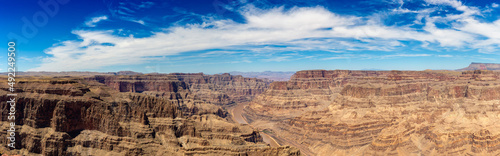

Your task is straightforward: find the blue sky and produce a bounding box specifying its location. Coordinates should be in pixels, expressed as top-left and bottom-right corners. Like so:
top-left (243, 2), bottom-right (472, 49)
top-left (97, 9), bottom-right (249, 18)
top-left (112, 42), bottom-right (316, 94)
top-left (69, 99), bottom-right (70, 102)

top-left (1, 0), bottom-right (500, 74)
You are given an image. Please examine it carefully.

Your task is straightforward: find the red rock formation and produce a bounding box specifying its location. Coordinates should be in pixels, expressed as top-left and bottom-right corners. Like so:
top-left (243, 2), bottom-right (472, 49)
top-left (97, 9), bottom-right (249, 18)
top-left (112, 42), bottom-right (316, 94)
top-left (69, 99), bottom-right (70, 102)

top-left (458, 62), bottom-right (500, 71)
top-left (0, 77), bottom-right (299, 156)
top-left (246, 69), bottom-right (500, 155)
top-left (89, 73), bottom-right (270, 106)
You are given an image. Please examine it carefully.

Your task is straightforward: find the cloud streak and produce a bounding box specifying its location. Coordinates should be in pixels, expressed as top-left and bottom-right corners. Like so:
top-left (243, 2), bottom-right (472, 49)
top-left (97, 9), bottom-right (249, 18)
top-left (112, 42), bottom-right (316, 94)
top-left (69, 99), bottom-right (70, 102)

top-left (85, 16), bottom-right (108, 27)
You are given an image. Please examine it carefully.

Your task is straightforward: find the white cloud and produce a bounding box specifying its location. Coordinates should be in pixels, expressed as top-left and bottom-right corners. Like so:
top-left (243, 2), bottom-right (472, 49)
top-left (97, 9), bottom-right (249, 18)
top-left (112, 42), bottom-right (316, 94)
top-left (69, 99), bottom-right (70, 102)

top-left (30, 3), bottom-right (500, 71)
top-left (424, 0), bottom-right (463, 8)
top-left (322, 56), bottom-right (350, 60)
top-left (19, 57), bottom-right (34, 62)
top-left (133, 20), bottom-right (145, 25)
top-left (492, 3), bottom-right (499, 8)
top-left (230, 60), bottom-right (252, 63)
top-left (85, 16), bottom-right (108, 27)
top-left (242, 6), bottom-right (357, 30)
top-left (458, 19), bottom-right (500, 43)
top-left (423, 0), bottom-right (478, 14)
top-left (261, 56), bottom-right (291, 62)
top-left (381, 54), bottom-right (432, 59)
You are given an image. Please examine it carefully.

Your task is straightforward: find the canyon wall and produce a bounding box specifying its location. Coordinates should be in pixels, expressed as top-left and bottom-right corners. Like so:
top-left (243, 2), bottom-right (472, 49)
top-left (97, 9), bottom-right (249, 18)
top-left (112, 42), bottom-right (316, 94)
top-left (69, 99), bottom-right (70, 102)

top-left (458, 62), bottom-right (500, 71)
top-left (0, 76), bottom-right (298, 156)
top-left (246, 69), bottom-right (500, 155)
top-left (88, 73), bottom-right (270, 107)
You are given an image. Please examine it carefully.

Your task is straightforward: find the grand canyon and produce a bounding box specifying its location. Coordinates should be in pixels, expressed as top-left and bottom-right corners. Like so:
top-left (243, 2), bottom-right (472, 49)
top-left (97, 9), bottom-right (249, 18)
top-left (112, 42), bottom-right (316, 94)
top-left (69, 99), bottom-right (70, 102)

top-left (5, 0), bottom-right (500, 155)
top-left (1, 63), bottom-right (500, 155)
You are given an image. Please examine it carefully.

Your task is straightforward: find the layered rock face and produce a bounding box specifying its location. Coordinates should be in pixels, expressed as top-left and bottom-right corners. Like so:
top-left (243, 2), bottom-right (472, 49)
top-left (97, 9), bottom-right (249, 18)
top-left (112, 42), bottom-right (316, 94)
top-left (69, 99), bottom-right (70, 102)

top-left (246, 70), bottom-right (500, 155)
top-left (89, 73), bottom-right (270, 107)
top-left (459, 62), bottom-right (500, 71)
top-left (246, 70), bottom-right (389, 120)
top-left (0, 76), bottom-right (298, 156)
top-left (173, 73), bottom-right (270, 105)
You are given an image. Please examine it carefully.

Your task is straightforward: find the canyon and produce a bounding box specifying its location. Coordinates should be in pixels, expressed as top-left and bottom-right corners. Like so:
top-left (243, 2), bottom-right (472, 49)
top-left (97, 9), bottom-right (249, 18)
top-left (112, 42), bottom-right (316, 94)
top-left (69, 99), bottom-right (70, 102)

top-left (0, 74), bottom-right (298, 156)
top-left (2, 63), bottom-right (500, 155)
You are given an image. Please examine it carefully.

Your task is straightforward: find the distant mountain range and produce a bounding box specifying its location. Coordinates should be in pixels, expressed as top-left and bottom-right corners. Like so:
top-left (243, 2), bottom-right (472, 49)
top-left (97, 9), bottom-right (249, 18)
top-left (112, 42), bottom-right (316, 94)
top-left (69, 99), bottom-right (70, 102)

top-left (228, 71), bottom-right (295, 81)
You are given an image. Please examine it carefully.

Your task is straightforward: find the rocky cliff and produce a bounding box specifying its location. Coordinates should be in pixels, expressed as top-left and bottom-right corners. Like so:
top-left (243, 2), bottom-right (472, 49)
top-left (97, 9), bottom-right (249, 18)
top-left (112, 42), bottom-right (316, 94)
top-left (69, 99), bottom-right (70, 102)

top-left (459, 62), bottom-right (500, 71)
top-left (88, 73), bottom-right (270, 107)
top-left (228, 71), bottom-right (296, 81)
top-left (0, 76), bottom-right (298, 156)
top-left (245, 69), bottom-right (500, 155)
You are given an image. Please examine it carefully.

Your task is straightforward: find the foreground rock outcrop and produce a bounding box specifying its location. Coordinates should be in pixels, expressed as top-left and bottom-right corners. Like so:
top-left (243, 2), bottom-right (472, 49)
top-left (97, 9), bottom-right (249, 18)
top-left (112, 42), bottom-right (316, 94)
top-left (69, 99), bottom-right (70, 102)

top-left (0, 76), bottom-right (298, 156)
top-left (246, 69), bottom-right (500, 155)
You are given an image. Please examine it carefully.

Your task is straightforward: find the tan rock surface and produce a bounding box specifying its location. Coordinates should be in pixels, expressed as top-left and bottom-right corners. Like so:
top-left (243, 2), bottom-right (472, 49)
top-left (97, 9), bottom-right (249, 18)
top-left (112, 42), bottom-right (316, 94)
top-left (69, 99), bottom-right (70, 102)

top-left (0, 76), bottom-right (299, 156)
top-left (88, 73), bottom-right (270, 107)
top-left (245, 70), bottom-right (500, 155)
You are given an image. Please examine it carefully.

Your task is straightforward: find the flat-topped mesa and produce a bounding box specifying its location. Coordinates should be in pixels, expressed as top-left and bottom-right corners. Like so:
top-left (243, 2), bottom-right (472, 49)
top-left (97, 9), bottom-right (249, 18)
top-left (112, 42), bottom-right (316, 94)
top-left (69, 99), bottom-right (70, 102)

top-left (459, 62), bottom-right (500, 71)
top-left (291, 70), bottom-right (455, 81)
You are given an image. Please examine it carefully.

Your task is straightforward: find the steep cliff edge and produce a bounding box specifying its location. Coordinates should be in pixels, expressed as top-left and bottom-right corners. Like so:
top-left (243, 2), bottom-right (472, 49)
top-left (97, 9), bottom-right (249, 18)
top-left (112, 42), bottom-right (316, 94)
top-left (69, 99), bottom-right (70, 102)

top-left (88, 73), bottom-right (270, 107)
top-left (0, 76), bottom-right (299, 156)
top-left (245, 69), bottom-right (500, 155)
top-left (246, 70), bottom-right (393, 120)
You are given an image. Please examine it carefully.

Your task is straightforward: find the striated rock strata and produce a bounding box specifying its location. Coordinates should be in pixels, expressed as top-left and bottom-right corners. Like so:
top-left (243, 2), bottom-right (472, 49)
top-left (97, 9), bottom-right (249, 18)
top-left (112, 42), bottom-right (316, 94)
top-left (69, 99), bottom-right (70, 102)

top-left (458, 62), bottom-right (500, 71)
top-left (88, 73), bottom-right (270, 107)
top-left (0, 76), bottom-right (299, 156)
top-left (246, 69), bottom-right (500, 155)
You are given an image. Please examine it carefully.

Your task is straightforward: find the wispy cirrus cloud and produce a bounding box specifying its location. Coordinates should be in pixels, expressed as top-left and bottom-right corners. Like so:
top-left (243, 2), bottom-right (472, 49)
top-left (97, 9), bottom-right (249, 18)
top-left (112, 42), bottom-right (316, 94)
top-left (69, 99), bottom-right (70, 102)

top-left (321, 56), bottom-right (350, 60)
top-left (261, 56), bottom-right (292, 62)
top-left (381, 54), bottom-right (432, 59)
top-left (85, 16), bottom-right (108, 27)
top-left (437, 55), bottom-right (453, 57)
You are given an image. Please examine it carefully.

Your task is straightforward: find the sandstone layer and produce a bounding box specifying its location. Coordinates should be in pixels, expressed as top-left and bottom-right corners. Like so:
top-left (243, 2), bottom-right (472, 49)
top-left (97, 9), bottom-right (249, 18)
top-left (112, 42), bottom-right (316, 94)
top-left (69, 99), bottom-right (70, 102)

top-left (0, 76), bottom-right (298, 156)
top-left (459, 62), bottom-right (500, 71)
top-left (88, 73), bottom-right (270, 107)
top-left (246, 70), bottom-right (500, 156)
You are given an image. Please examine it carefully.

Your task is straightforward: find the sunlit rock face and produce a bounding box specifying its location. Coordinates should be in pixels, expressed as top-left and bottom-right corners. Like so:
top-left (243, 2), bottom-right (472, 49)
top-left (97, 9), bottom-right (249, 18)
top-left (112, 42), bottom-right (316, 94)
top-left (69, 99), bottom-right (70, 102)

top-left (246, 69), bottom-right (500, 156)
top-left (89, 73), bottom-right (271, 107)
top-left (459, 62), bottom-right (500, 71)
